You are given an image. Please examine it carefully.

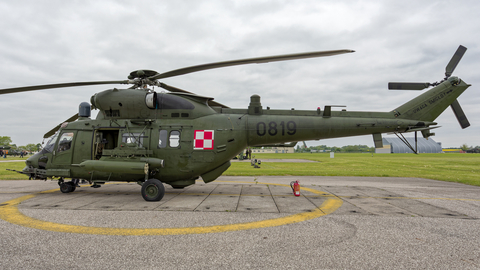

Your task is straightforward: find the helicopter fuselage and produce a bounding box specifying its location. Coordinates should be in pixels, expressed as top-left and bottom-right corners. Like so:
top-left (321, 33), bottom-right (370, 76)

top-left (23, 75), bottom-right (470, 190)
top-left (7, 45), bottom-right (469, 201)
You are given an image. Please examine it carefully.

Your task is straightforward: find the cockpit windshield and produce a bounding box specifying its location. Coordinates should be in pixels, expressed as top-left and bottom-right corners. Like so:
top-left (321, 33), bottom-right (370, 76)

top-left (43, 133), bottom-right (59, 153)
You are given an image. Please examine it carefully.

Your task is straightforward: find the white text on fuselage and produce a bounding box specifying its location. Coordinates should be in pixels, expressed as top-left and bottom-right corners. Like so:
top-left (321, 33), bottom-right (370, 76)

top-left (412, 90), bottom-right (450, 114)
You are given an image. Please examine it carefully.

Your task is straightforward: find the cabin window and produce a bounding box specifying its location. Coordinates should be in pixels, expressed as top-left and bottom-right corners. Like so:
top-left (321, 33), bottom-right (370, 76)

top-left (122, 132), bottom-right (147, 147)
top-left (158, 130), bottom-right (168, 148)
top-left (57, 132), bottom-right (74, 153)
top-left (169, 131), bottom-right (180, 148)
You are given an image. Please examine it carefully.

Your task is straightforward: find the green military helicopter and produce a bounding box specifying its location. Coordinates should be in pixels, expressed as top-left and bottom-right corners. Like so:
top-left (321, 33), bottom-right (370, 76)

top-left (0, 45), bottom-right (471, 201)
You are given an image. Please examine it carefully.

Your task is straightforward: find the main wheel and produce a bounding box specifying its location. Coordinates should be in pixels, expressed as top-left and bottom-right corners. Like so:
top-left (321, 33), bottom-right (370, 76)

top-left (67, 182), bottom-right (76, 192)
top-left (141, 179), bottom-right (165, 201)
top-left (60, 182), bottom-right (73, 193)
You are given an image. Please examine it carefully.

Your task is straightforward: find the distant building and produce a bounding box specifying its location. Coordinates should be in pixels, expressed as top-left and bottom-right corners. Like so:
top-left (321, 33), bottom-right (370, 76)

top-left (442, 149), bottom-right (462, 153)
top-left (375, 137), bottom-right (442, 154)
top-left (251, 147), bottom-right (295, 154)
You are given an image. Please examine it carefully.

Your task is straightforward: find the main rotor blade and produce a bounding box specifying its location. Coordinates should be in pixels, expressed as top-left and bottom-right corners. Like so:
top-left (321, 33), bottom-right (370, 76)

top-left (450, 99), bottom-right (470, 129)
top-left (159, 83), bottom-right (229, 108)
top-left (43, 113), bottom-right (79, 139)
top-left (158, 82), bottom-right (195, 94)
top-left (445, 45), bottom-right (467, 78)
top-left (0, 80), bottom-right (130, 95)
top-left (150, 49), bottom-right (355, 80)
top-left (388, 82), bottom-right (430, 90)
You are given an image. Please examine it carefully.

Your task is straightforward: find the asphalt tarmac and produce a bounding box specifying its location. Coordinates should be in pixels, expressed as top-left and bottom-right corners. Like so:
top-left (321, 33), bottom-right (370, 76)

top-left (0, 176), bottom-right (479, 269)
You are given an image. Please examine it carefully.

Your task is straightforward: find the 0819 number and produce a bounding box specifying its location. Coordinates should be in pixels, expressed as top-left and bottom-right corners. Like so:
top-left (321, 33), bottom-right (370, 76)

top-left (256, 121), bottom-right (296, 136)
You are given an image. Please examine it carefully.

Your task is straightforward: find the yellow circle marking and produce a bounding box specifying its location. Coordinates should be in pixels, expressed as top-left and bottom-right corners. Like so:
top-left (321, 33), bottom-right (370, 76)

top-left (0, 181), bottom-right (343, 235)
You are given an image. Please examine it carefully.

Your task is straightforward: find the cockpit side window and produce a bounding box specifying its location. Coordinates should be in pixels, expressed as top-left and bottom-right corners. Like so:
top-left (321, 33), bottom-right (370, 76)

top-left (57, 132), bottom-right (74, 153)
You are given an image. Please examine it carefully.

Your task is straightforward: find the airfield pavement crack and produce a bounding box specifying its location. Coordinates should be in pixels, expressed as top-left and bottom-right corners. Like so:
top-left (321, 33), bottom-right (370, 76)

top-left (267, 184), bottom-right (281, 213)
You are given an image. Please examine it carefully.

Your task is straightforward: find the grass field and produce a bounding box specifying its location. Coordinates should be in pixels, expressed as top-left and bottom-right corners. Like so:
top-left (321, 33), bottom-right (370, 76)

top-left (1, 153), bottom-right (479, 186)
top-left (225, 153), bottom-right (480, 187)
top-left (0, 157), bottom-right (30, 181)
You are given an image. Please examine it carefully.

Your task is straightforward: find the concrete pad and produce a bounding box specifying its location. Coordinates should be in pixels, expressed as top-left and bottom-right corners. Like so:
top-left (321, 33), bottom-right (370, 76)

top-left (268, 185), bottom-right (318, 213)
top-left (156, 185), bottom-right (216, 211)
top-left (1, 176), bottom-right (480, 269)
top-left (21, 192), bottom-right (93, 209)
top-left (195, 184), bottom-right (241, 212)
top-left (236, 185), bottom-right (278, 212)
top-left (353, 186), bottom-right (471, 219)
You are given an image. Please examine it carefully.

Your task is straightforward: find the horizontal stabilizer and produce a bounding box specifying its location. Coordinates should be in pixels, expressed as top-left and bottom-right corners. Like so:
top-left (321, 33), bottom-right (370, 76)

top-left (407, 126), bottom-right (441, 132)
top-left (387, 126), bottom-right (440, 135)
top-left (450, 99), bottom-right (470, 129)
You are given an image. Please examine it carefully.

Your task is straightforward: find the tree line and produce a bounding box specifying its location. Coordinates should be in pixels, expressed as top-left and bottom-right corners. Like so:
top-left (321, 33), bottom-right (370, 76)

top-left (0, 136), bottom-right (42, 152)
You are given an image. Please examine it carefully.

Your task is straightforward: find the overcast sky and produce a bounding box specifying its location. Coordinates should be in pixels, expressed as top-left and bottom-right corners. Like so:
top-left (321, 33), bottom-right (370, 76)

top-left (1, 0), bottom-right (479, 148)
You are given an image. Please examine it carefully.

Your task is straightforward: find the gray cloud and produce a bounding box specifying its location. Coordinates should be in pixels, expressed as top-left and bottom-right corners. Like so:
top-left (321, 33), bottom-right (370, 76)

top-left (1, 0), bottom-right (479, 148)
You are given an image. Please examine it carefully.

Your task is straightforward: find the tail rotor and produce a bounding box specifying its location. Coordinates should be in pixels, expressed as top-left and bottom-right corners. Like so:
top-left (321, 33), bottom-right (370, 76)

top-left (388, 45), bottom-right (467, 91)
top-left (388, 45), bottom-right (470, 129)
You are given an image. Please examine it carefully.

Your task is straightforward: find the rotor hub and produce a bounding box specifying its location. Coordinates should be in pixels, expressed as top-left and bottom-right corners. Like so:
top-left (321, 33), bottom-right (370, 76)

top-left (127, 70), bottom-right (160, 80)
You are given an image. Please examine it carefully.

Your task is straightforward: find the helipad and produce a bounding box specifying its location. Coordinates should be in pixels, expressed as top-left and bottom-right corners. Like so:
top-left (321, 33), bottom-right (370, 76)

top-left (0, 176), bottom-right (479, 269)
top-left (0, 180), bottom-right (343, 235)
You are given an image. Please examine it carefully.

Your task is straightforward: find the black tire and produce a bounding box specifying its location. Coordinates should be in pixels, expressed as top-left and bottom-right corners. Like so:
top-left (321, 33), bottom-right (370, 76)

top-left (67, 182), bottom-right (76, 192)
top-left (60, 182), bottom-right (73, 193)
top-left (141, 179), bottom-right (165, 202)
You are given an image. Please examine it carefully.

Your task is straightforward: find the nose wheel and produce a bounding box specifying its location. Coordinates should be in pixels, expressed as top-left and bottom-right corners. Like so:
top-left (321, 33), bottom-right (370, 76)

top-left (141, 179), bottom-right (165, 201)
top-left (58, 178), bottom-right (79, 193)
top-left (59, 182), bottom-right (76, 193)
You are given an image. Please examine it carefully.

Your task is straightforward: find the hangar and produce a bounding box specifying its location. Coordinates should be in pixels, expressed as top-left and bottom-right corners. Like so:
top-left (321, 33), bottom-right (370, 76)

top-left (375, 137), bottom-right (442, 154)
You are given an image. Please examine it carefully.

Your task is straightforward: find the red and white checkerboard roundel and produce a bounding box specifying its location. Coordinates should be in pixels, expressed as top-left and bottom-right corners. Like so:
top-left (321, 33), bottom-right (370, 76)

top-left (194, 130), bottom-right (214, 150)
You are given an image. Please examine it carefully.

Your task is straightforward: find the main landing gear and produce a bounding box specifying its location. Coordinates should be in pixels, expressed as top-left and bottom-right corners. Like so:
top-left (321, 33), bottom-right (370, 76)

top-left (141, 179), bottom-right (165, 202)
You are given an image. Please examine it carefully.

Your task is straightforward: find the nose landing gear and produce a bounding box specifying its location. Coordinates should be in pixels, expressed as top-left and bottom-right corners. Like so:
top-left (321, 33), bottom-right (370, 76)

top-left (58, 178), bottom-right (79, 193)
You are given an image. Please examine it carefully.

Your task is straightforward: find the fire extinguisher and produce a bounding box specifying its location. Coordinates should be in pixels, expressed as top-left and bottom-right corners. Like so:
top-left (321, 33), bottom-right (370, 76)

top-left (290, 180), bottom-right (300, 197)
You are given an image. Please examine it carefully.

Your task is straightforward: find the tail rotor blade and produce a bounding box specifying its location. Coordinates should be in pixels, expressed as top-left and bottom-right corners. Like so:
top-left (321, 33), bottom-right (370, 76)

top-left (445, 45), bottom-right (467, 78)
top-left (388, 82), bottom-right (430, 90)
top-left (450, 99), bottom-right (470, 129)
